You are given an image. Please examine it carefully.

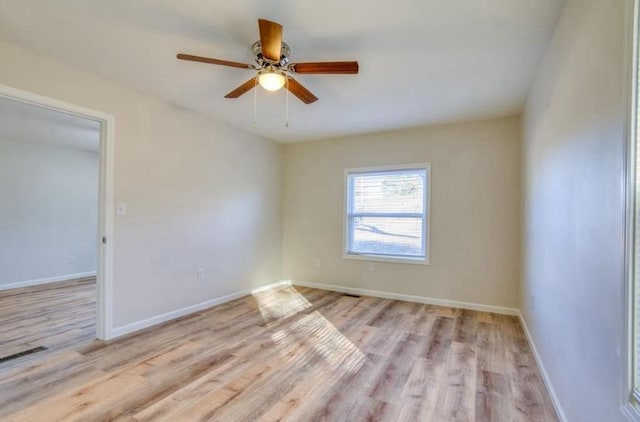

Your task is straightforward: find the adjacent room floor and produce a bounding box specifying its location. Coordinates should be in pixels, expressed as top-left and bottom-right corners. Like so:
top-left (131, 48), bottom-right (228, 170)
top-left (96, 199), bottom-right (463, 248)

top-left (0, 285), bottom-right (557, 421)
top-left (0, 278), bottom-right (96, 371)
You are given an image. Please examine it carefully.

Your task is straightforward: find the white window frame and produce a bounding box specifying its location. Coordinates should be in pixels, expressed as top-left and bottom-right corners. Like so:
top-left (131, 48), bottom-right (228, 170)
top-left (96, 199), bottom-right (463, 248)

top-left (343, 163), bottom-right (431, 265)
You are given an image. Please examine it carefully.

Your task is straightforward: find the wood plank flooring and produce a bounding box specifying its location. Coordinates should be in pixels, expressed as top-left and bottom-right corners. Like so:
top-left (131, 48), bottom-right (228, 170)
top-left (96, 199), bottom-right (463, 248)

top-left (0, 278), bottom-right (96, 369)
top-left (0, 284), bottom-right (557, 421)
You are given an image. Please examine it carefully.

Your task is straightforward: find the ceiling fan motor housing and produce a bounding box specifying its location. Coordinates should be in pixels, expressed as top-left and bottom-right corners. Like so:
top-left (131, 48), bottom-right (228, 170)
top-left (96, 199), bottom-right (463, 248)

top-left (252, 41), bottom-right (291, 68)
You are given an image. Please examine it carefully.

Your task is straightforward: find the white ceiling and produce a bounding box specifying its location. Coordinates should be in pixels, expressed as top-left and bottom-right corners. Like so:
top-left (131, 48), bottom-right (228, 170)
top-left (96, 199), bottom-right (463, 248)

top-left (0, 0), bottom-right (564, 143)
top-left (0, 96), bottom-right (101, 152)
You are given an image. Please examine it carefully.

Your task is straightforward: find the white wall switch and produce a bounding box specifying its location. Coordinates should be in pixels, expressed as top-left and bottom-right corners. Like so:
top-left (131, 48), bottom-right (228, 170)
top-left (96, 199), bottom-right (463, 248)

top-left (314, 258), bottom-right (321, 268)
top-left (68, 255), bottom-right (76, 264)
top-left (196, 268), bottom-right (205, 280)
top-left (116, 202), bottom-right (127, 216)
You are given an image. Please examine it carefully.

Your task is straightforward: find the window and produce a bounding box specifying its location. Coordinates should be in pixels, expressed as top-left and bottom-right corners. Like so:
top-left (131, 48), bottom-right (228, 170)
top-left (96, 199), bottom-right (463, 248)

top-left (629, 60), bottom-right (640, 416)
top-left (626, 4), bottom-right (640, 419)
top-left (344, 164), bottom-right (430, 264)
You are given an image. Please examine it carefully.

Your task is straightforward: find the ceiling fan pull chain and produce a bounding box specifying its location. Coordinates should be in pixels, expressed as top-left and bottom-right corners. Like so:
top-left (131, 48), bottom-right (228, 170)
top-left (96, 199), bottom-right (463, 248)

top-left (253, 75), bottom-right (258, 128)
top-left (285, 77), bottom-right (289, 128)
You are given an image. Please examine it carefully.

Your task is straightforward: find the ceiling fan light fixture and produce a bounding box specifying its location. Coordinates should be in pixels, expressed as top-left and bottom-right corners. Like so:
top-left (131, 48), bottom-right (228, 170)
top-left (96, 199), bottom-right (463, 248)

top-left (258, 71), bottom-right (285, 92)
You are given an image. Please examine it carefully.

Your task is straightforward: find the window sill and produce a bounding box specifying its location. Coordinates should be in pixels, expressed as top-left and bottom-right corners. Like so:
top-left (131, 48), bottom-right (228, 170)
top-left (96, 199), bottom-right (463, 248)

top-left (343, 252), bottom-right (430, 266)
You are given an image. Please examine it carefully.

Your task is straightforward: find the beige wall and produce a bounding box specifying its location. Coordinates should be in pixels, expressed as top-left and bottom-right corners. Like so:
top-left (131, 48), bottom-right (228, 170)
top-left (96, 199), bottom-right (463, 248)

top-left (283, 117), bottom-right (521, 308)
top-left (521, 0), bottom-right (628, 420)
top-left (0, 40), bottom-right (283, 329)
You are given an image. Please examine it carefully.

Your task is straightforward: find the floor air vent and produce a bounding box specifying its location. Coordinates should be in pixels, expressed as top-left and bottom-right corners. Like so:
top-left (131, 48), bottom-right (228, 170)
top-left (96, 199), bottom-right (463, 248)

top-left (343, 293), bottom-right (361, 298)
top-left (0, 346), bottom-right (48, 364)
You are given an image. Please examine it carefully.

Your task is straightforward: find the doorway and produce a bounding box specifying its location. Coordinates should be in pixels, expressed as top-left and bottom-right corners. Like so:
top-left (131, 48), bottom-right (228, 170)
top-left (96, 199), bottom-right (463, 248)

top-left (0, 84), bottom-right (114, 360)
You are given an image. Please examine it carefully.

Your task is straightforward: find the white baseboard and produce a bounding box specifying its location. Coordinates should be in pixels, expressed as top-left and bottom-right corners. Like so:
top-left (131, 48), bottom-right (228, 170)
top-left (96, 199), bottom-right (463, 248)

top-left (109, 280), bottom-right (291, 339)
top-left (0, 271), bottom-right (97, 291)
top-left (291, 280), bottom-right (519, 316)
top-left (518, 312), bottom-right (568, 422)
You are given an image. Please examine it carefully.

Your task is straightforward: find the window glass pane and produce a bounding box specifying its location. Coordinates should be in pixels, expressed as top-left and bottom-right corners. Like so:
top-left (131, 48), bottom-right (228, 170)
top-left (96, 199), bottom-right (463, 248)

top-left (636, 108), bottom-right (640, 390)
top-left (637, 182), bottom-right (640, 388)
top-left (634, 38), bottom-right (640, 397)
top-left (352, 170), bottom-right (425, 214)
top-left (349, 216), bottom-right (424, 257)
top-left (631, 9), bottom-right (640, 404)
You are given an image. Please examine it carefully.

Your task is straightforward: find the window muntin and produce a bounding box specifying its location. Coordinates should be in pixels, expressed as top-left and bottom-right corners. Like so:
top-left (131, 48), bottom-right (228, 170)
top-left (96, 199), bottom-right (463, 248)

top-left (345, 165), bottom-right (429, 263)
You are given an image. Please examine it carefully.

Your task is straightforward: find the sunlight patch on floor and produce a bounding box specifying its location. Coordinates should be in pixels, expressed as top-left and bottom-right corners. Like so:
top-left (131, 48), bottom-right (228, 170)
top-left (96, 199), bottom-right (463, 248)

top-left (252, 286), bottom-right (366, 377)
top-left (253, 285), bottom-right (312, 323)
top-left (272, 311), bottom-right (366, 376)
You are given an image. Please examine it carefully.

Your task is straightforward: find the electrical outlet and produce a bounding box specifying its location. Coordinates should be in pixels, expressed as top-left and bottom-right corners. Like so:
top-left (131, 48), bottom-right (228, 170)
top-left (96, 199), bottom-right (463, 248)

top-left (367, 262), bottom-right (375, 272)
top-left (67, 255), bottom-right (76, 264)
top-left (530, 295), bottom-right (535, 310)
top-left (314, 258), bottom-right (321, 268)
top-left (196, 268), bottom-right (205, 280)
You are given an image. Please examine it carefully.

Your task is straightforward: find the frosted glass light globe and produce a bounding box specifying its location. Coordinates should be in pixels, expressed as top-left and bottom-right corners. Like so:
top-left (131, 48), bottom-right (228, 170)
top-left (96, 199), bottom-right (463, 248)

top-left (258, 71), bottom-right (286, 91)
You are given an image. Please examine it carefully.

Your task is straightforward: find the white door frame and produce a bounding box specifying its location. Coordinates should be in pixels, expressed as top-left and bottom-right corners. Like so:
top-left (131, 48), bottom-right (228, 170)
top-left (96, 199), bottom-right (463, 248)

top-left (0, 84), bottom-right (115, 340)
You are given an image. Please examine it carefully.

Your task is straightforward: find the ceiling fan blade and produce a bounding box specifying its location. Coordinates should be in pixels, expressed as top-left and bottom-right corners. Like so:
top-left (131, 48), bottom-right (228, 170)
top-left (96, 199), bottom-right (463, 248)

top-left (224, 78), bottom-right (258, 98)
top-left (286, 77), bottom-right (318, 104)
top-left (177, 53), bottom-right (253, 69)
top-left (258, 19), bottom-right (283, 62)
top-left (290, 61), bottom-right (359, 74)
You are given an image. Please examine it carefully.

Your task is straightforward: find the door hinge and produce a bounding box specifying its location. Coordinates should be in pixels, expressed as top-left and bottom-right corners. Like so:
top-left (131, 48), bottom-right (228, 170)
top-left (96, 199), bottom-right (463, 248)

top-left (102, 236), bottom-right (107, 244)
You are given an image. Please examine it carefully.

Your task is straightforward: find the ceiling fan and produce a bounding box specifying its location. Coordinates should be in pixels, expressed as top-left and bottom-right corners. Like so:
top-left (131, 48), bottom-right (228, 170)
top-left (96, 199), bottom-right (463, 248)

top-left (177, 18), bottom-right (359, 104)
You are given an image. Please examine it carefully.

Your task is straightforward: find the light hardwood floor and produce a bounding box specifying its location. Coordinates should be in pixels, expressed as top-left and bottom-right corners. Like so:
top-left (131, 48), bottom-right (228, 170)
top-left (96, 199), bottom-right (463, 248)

top-left (0, 277), bottom-right (96, 369)
top-left (0, 284), bottom-right (557, 421)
